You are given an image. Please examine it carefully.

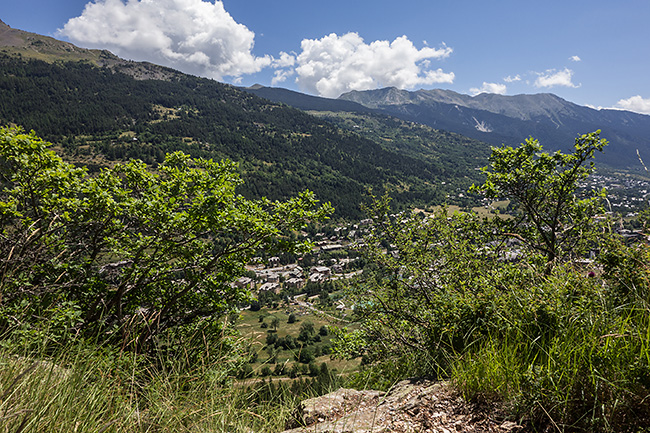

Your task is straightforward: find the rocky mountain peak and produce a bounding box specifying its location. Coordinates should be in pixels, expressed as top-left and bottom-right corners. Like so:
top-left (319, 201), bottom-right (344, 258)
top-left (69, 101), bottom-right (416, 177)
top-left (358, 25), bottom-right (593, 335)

top-left (337, 86), bottom-right (650, 168)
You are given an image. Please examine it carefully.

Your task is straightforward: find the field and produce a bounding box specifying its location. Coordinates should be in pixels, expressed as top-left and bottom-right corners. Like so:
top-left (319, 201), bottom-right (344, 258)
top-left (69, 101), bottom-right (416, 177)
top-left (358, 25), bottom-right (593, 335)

top-left (418, 200), bottom-right (511, 218)
top-left (237, 303), bottom-right (361, 378)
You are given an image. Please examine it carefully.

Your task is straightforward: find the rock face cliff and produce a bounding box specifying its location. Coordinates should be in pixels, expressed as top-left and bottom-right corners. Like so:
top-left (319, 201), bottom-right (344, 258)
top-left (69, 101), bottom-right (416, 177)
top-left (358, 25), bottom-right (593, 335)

top-left (282, 379), bottom-right (522, 433)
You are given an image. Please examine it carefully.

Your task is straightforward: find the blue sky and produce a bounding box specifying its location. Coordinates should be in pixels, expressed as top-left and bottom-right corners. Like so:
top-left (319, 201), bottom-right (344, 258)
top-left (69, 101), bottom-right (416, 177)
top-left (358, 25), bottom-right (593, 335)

top-left (3, 0), bottom-right (650, 113)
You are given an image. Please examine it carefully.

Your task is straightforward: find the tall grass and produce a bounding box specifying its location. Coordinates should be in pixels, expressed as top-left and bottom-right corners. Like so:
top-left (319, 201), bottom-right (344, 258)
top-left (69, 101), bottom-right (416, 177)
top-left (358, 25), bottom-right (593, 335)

top-left (450, 255), bottom-right (650, 432)
top-left (0, 337), bottom-right (304, 432)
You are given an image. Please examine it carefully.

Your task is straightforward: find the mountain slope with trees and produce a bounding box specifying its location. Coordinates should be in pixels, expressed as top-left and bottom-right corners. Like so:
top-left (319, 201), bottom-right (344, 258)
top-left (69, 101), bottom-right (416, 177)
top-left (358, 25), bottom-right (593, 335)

top-left (0, 18), bottom-right (497, 218)
top-left (0, 53), bottom-right (487, 217)
top-left (244, 83), bottom-right (650, 171)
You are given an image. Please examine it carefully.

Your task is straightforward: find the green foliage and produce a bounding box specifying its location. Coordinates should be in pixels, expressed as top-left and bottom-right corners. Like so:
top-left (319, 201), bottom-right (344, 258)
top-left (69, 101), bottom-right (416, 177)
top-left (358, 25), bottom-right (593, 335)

top-left (0, 338), bottom-right (299, 432)
top-left (0, 126), bottom-right (332, 351)
top-left (339, 195), bottom-right (511, 366)
top-left (471, 131), bottom-right (608, 270)
top-left (297, 346), bottom-right (315, 364)
top-left (297, 321), bottom-right (315, 343)
top-left (335, 134), bottom-right (650, 431)
top-left (342, 198), bottom-right (650, 430)
top-left (450, 261), bottom-right (650, 431)
top-left (310, 111), bottom-right (491, 206)
top-left (270, 316), bottom-right (280, 331)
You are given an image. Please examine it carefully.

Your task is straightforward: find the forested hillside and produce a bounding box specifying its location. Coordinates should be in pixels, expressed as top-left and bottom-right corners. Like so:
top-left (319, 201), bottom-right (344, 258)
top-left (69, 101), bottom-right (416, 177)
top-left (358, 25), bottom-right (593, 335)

top-left (308, 110), bottom-right (489, 174)
top-left (0, 55), bottom-right (487, 217)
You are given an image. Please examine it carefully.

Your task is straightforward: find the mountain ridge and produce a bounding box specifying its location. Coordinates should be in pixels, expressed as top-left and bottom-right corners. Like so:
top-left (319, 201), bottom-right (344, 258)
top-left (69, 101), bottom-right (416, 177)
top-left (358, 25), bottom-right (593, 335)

top-left (0, 19), bottom-right (184, 81)
top-left (0, 18), bottom-right (120, 65)
top-left (336, 87), bottom-right (650, 169)
top-left (0, 23), bottom-right (490, 218)
top-left (243, 85), bottom-right (374, 114)
top-left (245, 83), bottom-right (650, 169)
top-left (340, 87), bottom-right (584, 121)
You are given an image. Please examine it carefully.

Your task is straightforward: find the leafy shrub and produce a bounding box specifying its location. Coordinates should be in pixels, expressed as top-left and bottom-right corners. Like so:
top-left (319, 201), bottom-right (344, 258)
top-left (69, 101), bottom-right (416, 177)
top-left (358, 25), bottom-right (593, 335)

top-left (0, 126), bottom-right (331, 352)
top-left (334, 134), bottom-right (650, 431)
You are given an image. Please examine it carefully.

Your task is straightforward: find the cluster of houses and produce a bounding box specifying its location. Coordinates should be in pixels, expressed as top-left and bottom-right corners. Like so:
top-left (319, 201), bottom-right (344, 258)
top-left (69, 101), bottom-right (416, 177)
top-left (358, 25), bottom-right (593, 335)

top-left (587, 173), bottom-right (650, 215)
top-left (231, 220), bottom-right (372, 301)
top-left (233, 261), bottom-right (338, 297)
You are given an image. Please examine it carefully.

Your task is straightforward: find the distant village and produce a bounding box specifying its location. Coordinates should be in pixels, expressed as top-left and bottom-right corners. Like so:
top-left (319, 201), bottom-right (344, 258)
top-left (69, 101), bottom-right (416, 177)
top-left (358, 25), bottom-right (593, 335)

top-left (232, 219), bottom-right (374, 310)
top-left (235, 170), bottom-right (650, 309)
top-left (587, 173), bottom-right (650, 216)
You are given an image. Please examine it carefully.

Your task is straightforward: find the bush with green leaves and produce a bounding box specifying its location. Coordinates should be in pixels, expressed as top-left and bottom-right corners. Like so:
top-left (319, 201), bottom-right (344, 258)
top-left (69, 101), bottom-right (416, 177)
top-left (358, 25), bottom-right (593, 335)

top-left (335, 133), bottom-right (650, 431)
top-left (297, 321), bottom-right (315, 343)
top-left (0, 126), bottom-right (332, 351)
top-left (471, 131), bottom-right (607, 271)
top-left (338, 196), bottom-right (516, 372)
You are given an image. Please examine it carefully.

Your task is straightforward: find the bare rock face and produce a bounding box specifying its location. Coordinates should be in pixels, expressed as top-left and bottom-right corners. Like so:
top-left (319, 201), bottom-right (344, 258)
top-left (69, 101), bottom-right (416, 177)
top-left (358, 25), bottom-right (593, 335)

top-left (284, 388), bottom-right (385, 431)
top-left (282, 379), bottom-right (522, 433)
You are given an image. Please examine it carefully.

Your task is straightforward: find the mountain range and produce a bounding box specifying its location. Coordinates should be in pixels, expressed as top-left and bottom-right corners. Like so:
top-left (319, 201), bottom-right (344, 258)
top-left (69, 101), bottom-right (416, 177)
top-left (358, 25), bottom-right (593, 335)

top-left (0, 19), bottom-right (491, 218)
top-left (244, 85), bottom-right (650, 170)
top-left (2, 18), bottom-right (649, 220)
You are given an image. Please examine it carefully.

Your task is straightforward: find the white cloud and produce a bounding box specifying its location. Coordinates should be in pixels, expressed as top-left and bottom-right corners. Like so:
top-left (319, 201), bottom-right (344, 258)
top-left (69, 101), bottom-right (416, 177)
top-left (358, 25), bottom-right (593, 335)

top-left (273, 51), bottom-right (296, 68)
top-left (470, 82), bottom-right (507, 95)
top-left (615, 95), bottom-right (650, 115)
top-left (503, 74), bottom-right (521, 83)
top-left (271, 69), bottom-right (294, 85)
top-left (569, 55), bottom-right (581, 62)
top-left (534, 68), bottom-right (579, 88)
top-left (278, 32), bottom-right (454, 98)
top-left (59, 0), bottom-right (271, 80)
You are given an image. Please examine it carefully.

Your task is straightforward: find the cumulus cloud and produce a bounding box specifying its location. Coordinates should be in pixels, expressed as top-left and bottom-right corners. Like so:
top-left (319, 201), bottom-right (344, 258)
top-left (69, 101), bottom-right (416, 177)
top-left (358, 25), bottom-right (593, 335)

top-left (470, 82), bottom-right (507, 95)
top-left (615, 95), bottom-right (650, 115)
top-left (569, 55), bottom-right (581, 62)
top-left (273, 51), bottom-right (296, 68)
top-left (59, 0), bottom-right (271, 80)
top-left (271, 69), bottom-right (294, 85)
top-left (276, 32), bottom-right (454, 98)
top-left (503, 74), bottom-right (521, 83)
top-left (534, 68), bottom-right (579, 88)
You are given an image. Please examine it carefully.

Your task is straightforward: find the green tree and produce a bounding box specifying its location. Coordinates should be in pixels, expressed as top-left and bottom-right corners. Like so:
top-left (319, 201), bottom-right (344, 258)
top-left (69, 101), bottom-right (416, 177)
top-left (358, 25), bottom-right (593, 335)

top-left (265, 332), bottom-right (278, 346)
top-left (298, 321), bottom-right (315, 343)
top-left (270, 316), bottom-right (280, 332)
top-left (471, 131), bottom-right (607, 270)
top-left (297, 346), bottom-right (315, 364)
top-left (332, 195), bottom-right (507, 372)
top-left (0, 126), bottom-right (332, 350)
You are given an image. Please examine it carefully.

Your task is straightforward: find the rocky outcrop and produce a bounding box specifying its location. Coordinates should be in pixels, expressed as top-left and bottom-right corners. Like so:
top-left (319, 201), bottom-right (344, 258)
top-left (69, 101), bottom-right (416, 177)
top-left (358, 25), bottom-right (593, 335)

top-left (282, 379), bottom-right (522, 433)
